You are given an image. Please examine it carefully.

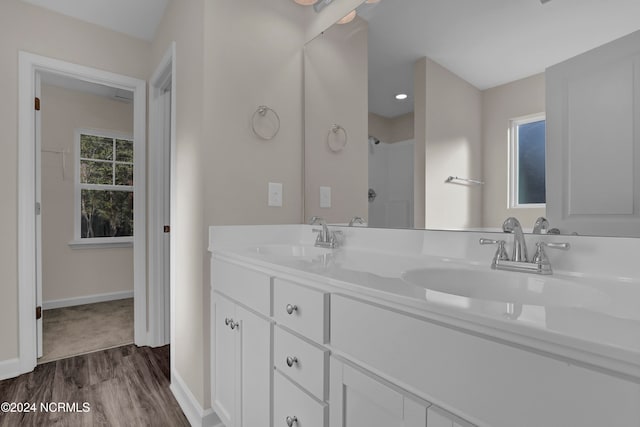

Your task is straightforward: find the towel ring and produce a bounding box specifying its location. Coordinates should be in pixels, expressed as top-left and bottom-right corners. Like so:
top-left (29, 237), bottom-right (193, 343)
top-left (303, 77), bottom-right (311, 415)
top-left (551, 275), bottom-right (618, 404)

top-left (251, 105), bottom-right (280, 140)
top-left (327, 124), bottom-right (347, 152)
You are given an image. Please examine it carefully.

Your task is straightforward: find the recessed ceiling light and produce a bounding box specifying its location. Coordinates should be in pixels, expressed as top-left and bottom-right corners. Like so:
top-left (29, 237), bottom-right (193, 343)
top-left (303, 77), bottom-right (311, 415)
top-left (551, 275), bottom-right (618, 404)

top-left (293, 0), bottom-right (317, 5)
top-left (395, 93), bottom-right (408, 100)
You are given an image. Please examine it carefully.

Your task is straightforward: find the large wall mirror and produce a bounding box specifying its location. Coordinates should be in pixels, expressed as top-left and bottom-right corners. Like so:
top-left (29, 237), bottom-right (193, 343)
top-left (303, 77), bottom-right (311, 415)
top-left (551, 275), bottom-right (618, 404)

top-left (303, 0), bottom-right (640, 236)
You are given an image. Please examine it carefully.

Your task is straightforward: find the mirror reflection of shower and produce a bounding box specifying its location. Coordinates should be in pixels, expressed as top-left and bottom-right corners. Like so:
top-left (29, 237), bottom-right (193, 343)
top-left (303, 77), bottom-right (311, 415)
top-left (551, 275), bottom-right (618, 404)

top-left (368, 136), bottom-right (414, 229)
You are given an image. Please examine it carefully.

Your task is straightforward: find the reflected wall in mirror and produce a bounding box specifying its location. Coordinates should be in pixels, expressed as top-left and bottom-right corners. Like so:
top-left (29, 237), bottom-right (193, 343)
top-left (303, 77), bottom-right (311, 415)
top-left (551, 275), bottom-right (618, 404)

top-left (304, 15), bottom-right (368, 224)
top-left (303, 0), bottom-right (640, 236)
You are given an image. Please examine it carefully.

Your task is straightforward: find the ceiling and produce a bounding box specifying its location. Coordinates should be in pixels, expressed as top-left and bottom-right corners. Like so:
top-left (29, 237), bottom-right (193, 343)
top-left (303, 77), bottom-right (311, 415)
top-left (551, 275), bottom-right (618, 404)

top-left (360, 0), bottom-right (640, 118)
top-left (22, 0), bottom-right (640, 118)
top-left (40, 71), bottom-right (133, 103)
top-left (21, 0), bottom-right (169, 41)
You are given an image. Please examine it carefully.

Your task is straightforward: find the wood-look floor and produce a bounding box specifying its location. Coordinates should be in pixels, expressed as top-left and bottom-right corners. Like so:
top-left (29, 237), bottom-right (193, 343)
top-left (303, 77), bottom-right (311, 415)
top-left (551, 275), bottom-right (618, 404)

top-left (0, 345), bottom-right (189, 427)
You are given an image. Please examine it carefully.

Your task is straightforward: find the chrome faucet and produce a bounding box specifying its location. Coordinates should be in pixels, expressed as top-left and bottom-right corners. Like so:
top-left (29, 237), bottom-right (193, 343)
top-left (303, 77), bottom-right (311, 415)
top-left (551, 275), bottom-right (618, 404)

top-left (532, 217), bottom-right (549, 234)
top-left (309, 216), bottom-right (340, 249)
top-left (533, 217), bottom-right (561, 235)
top-left (502, 217), bottom-right (527, 262)
top-left (348, 216), bottom-right (366, 227)
top-left (480, 216), bottom-right (570, 275)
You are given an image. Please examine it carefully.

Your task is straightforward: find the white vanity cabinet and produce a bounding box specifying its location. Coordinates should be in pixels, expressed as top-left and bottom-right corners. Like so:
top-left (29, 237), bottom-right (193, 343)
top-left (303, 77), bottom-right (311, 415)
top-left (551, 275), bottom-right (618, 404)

top-left (211, 248), bottom-right (640, 427)
top-left (272, 278), bottom-right (330, 427)
top-left (211, 260), bottom-right (273, 427)
top-left (330, 357), bottom-right (431, 427)
top-left (211, 258), bottom-right (476, 427)
top-left (274, 370), bottom-right (328, 427)
top-left (273, 278), bottom-right (330, 344)
top-left (329, 357), bottom-right (473, 427)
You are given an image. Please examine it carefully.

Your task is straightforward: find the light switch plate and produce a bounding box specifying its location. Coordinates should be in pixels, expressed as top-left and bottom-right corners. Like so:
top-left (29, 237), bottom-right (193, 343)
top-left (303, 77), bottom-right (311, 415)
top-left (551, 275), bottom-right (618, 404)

top-left (320, 186), bottom-right (331, 208)
top-left (268, 182), bottom-right (283, 207)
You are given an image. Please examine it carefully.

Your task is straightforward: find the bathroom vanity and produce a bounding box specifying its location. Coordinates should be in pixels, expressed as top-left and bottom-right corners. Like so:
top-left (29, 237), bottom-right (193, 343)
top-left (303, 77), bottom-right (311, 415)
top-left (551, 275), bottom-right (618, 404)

top-left (209, 225), bottom-right (640, 427)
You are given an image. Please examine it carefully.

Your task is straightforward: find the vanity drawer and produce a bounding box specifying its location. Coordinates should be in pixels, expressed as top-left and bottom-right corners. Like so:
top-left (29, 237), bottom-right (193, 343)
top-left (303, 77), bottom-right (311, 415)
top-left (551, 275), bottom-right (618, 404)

top-left (274, 371), bottom-right (327, 427)
top-left (211, 259), bottom-right (271, 317)
top-left (274, 326), bottom-right (329, 401)
top-left (273, 279), bottom-right (329, 344)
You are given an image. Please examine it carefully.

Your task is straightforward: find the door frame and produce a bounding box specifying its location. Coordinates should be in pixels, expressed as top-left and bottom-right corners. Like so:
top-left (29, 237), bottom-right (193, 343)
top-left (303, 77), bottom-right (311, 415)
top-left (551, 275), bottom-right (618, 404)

top-left (18, 51), bottom-right (147, 374)
top-left (148, 43), bottom-right (176, 348)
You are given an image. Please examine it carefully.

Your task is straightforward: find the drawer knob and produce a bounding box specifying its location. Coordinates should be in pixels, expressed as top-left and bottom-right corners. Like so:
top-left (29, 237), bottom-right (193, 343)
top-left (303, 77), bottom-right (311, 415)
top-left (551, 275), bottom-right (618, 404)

top-left (285, 415), bottom-right (298, 427)
top-left (286, 304), bottom-right (298, 315)
top-left (286, 356), bottom-right (298, 367)
top-left (225, 318), bottom-right (239, 330)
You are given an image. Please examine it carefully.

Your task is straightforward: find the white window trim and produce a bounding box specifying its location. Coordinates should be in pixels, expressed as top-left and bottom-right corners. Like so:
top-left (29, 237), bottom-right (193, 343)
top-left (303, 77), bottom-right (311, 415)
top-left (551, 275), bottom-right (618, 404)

top-left (69, 237), bottom-right (133, 249)
top-left (72, 128), bottom-right (134, 247)
top-left (508, 112), bottom-right (546, 209)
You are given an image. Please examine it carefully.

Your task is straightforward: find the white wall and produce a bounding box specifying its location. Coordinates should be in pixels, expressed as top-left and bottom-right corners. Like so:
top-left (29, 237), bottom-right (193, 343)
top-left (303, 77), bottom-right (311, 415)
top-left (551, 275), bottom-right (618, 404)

top-left (415, 57), bottom-right (483, 230)
top-left (151, 0), bottom-right (362, 412)
top-left (0, 0), bottom-right (149, 363)
top-left (482, 73), bottom-right (545, 228)
top-left (150, 0), bottom-right (208, 408)
top-left (369, 112), bottom-right (414, 144)
top-left (41, 84), bottom-right (134, 303)
top-left (305, 16), bottom-right (369, 223)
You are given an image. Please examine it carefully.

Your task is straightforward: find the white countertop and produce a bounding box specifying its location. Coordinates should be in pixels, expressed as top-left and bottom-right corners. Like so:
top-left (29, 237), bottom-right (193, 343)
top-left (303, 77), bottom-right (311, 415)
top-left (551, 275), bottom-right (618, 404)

top-left (209, 224), bottom-right (640, 382)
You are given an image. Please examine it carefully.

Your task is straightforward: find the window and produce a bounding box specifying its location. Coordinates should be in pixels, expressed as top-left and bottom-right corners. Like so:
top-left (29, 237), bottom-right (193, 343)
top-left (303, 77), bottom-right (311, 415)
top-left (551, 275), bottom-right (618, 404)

top-left (73, 130), bottom-right (134, 246)
top-left (509, 114), bottom-right (546, 208)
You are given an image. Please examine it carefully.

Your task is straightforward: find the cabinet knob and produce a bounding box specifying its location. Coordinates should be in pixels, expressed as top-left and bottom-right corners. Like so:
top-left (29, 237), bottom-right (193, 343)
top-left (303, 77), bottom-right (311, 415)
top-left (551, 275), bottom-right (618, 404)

top-left (286, 304), bottom-right (298, 315)
top-left (285, 415), bottom-right (298, 427)
top-left (224, 318), bottom-right (239, 330)
top-left (286, 356), bottom-right (298, 367)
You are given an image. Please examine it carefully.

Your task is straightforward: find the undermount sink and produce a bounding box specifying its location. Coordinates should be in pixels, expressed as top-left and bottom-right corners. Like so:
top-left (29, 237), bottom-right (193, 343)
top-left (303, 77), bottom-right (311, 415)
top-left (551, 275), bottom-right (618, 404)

top-left (247, 244), bottom-right (332, 258)
top-left (401, 267), bottom-right (604, 307)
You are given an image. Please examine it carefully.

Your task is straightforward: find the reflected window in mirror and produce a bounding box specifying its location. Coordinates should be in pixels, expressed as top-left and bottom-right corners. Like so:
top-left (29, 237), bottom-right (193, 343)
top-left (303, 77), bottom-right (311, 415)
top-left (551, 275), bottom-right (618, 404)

top-left (509, 114), bottom-right (546, 208)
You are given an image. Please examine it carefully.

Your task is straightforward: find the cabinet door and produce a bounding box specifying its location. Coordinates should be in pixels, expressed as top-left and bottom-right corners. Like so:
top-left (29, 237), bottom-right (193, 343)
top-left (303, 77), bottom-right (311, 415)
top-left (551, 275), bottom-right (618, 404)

top-left (213, 293), bottom-right (239, 427)
top-left (546, 30), bottom-right (640, 236)
top-left (330, 357), bottom-right (427, 427)
top-left (237, 305), bottom-right (272, 427)
top-left (427, 406), bottom-right (475, 427)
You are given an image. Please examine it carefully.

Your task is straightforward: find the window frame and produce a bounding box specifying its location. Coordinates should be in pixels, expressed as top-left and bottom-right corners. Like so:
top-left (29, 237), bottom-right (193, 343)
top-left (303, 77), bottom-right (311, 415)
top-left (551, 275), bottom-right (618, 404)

top-left (508, 113), bottom-right (547, 209)
top-left (70, 128), bottom-right (134, 248)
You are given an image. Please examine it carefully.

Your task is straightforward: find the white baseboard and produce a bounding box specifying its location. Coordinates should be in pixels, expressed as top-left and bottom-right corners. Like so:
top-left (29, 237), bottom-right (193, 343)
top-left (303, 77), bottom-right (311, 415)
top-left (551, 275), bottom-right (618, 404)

top-left (43, 290), bottom-right (134, 310)
top-left (170, 372), bottom-right (222, 427)
top-left (0, 358), bottom-right (22, 381)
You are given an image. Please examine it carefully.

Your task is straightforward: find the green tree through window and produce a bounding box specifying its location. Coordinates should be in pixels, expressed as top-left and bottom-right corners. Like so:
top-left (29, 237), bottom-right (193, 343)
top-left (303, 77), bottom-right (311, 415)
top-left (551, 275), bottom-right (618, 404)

top-left (78, 133), bottom-right (134, 238)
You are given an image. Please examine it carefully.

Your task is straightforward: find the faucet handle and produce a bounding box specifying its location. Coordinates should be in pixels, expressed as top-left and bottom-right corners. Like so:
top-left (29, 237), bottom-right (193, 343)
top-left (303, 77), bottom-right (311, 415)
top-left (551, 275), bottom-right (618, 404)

top-left (309, 216), bottom-right (326, 225)
top-left (537, 242), bottom-right (570, 250)
top-left (479, 238), bottom-right (509, 267)
top-left (479, 238), bottom-right (500, 245)
top-left (532, 241), bottom-right (569, 273)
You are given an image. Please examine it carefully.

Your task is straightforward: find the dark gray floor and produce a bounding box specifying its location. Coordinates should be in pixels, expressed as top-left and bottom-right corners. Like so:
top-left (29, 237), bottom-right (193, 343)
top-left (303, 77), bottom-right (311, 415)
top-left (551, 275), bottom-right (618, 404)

top-left (0, 345), bottom-right (189, 427)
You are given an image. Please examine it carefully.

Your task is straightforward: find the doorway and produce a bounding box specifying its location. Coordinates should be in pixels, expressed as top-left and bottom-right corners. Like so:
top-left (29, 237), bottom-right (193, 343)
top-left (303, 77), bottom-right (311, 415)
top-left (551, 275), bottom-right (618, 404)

top-left (368, 138), bottom-right (415, 228)
top-left (18, 52), bottom-right (148, 374)
top-left (148, 43), bottom-right (175, 348)
top-left (37, 73), bottom-right (137, 363)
